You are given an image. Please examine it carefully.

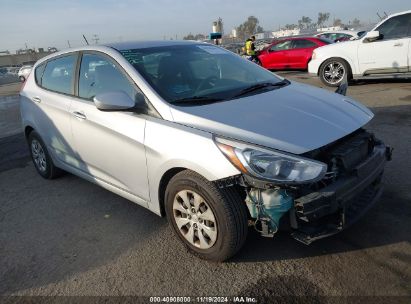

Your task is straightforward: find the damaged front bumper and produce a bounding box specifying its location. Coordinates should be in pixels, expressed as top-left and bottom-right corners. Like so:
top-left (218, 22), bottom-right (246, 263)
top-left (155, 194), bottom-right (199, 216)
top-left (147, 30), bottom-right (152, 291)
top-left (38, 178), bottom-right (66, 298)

top-left (291, 142), bottom-right (390, 244)
top-left (217, 134), bottom-right (392, 245)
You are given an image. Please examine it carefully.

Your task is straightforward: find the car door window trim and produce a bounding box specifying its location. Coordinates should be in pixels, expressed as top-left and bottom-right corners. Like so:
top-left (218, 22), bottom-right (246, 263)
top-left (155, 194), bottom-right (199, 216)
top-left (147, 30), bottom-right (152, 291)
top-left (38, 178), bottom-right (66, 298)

top-left (36, 52), bottom-right (79, 97)
top-left (75, 50), bottom-right (161, 118)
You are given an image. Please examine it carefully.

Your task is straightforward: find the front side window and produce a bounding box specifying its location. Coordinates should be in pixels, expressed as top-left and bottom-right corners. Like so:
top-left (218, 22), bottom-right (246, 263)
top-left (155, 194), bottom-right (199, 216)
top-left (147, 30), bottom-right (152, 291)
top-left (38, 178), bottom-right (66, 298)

top-left (78, 53), bottom-right (137, 101)
top-left (120, 44), bottom-right (285, 104)
top-left (270, 40), bottom-right (293, 51)
top-left (41, 54), bottom-right (76, 94)
top-left (376, 13), bottom-right (411, 40)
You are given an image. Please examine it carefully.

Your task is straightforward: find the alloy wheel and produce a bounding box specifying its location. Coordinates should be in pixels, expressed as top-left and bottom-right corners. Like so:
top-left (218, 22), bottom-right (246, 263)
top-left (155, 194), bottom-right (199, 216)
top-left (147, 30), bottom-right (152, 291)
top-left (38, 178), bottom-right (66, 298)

top-left (172, 190), bottom-right (217, 249)
top-left (31, 139), bottom-right (47, 172)
top-left (323, 61), bottom-right (346, 85)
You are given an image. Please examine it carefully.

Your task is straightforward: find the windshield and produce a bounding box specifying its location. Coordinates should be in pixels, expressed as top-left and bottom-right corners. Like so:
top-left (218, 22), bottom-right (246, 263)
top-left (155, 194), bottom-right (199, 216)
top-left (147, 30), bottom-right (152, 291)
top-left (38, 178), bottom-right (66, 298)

top-left (119, 44), bottom-right (285, 105)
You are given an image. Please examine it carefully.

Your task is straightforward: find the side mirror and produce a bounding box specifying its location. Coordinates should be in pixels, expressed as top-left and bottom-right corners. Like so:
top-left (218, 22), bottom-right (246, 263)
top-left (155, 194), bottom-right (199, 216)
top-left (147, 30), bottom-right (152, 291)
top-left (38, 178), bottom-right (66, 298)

top-left (94, 91), bottom-right (146, 112)
top-left (363, 31), bottom-right (381, 43)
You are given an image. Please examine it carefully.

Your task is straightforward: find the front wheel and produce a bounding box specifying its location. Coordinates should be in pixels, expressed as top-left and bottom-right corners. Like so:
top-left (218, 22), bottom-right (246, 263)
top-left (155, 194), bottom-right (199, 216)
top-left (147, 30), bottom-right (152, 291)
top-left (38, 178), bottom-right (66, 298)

top-left (319, 58), bottom-right (350, 87)
top-left (165, 170), bottom-right (248, 262)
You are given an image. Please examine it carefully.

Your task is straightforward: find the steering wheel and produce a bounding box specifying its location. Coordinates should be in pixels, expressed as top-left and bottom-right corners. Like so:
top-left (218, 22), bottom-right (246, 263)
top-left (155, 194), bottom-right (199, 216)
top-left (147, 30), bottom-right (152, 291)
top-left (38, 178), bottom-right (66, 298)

top-left (196, 76), bottom-right (219, 93)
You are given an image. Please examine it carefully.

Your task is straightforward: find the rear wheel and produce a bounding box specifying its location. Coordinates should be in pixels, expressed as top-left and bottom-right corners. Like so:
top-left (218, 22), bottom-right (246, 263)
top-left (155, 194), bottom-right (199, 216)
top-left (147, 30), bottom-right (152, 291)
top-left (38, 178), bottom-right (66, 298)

top-left (319, 58), bottom-right (351, 87)
top-left (165, 170), bottom-right (248, 262)
top-left (28, 131), bottom-right (64, 179)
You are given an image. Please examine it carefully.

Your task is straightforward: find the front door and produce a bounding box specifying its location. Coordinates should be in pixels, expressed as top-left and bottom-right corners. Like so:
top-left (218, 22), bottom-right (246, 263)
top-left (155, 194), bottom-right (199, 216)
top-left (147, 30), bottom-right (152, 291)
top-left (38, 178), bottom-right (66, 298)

top-left (70, 52), bottom-right (150, 202)
top-left (264, 40), bottom-right (294, 69)
top-left (358, 13), bottom-right (411, 74)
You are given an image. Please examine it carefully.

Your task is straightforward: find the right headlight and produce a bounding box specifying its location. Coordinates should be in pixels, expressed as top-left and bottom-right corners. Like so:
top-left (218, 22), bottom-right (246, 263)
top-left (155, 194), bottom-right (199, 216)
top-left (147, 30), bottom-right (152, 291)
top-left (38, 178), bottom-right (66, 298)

top-left (215, 137), bottom-right (327, 184)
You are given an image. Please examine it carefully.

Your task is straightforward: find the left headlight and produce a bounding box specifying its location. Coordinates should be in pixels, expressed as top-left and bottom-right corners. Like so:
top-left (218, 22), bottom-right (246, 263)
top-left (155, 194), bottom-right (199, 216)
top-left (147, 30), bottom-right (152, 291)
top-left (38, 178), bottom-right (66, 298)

top-left (215, 137), bottom-right (327, 184)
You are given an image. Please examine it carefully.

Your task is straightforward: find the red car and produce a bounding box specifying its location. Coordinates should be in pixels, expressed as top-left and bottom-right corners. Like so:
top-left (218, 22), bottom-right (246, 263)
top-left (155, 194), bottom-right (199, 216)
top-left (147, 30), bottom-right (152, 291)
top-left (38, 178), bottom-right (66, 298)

top-left (257, 37), bottom-right (331, 70)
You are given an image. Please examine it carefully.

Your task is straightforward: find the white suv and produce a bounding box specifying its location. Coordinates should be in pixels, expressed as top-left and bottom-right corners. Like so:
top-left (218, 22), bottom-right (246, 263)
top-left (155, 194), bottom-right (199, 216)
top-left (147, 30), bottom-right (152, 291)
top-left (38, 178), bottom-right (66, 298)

top-left (309, 10), bottom-right (411, 86)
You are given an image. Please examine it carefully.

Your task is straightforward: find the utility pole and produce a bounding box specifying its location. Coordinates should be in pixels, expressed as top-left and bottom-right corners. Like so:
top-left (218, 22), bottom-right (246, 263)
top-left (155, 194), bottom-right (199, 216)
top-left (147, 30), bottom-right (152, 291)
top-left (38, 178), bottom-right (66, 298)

top-left (67, 40), bottom-right (71, 48)
top-left (92, 34), bottom-right (100, 45)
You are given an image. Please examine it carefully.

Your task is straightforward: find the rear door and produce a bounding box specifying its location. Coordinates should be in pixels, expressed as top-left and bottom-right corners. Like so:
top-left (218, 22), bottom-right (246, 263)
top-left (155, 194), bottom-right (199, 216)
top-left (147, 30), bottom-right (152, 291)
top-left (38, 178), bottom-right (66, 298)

top-left (358, 13), bottom-right (411, 74)
top-left (70, 51), bottom-right (150, 203)
top-left (288, 39), bottom-right (318, 69)
top-left (32, 53), bottom-right (78, 164)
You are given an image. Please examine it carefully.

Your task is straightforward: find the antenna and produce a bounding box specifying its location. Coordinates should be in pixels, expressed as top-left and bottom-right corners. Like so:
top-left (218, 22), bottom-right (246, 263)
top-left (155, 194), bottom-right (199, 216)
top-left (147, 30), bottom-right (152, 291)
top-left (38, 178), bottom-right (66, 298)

top-left (82, 34), bottom-right (89, 45)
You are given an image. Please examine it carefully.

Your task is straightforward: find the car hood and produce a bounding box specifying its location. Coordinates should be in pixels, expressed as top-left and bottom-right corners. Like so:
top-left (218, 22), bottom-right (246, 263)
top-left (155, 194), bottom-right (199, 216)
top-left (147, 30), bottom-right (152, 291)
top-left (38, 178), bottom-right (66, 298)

top-left (169, 81), bottom-right (373, 154)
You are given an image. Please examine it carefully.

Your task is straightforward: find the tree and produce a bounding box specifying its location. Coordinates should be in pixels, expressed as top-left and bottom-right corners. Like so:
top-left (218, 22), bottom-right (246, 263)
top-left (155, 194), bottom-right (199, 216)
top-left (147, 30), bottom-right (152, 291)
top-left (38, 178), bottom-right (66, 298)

top-left (236, 16), bottom-right (264, 40)
top-left (283, 24), bottom-right (298, 30)
top-left (351, 18), bottom-right (361, 28)
top-left (333, 18), bottom-right (343, 27)
top-left (183, 33), bottom-right (195, 40)
top-left (194, 34), bottom-right (206, 40)
top-left (183, 33), bottom-right (206, 41)
top-left (298, 16), bottom-right (312, 29)
top-left (317, 12), bottom-right (330, 28)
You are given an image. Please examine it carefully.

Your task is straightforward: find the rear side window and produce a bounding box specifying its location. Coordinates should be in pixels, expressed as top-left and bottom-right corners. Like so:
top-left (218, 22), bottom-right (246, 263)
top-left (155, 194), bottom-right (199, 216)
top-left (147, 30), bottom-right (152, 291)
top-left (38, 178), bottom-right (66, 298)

top-left (41, 54), bottom-right (76, 95)
top-left (376, 13), bottom-right (411, 40)
top-left (318, 38), bottom-right (333, 44)
top-left (292, 39), bottom-right (317, 49)
top-left (34, 63), bottom-right (46, 86)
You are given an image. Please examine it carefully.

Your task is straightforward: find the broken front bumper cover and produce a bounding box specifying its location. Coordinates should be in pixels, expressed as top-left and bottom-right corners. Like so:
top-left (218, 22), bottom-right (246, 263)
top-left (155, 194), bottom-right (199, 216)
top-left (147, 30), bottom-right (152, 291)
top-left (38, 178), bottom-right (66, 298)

top-left (291, 143), bottom-right (391, 245)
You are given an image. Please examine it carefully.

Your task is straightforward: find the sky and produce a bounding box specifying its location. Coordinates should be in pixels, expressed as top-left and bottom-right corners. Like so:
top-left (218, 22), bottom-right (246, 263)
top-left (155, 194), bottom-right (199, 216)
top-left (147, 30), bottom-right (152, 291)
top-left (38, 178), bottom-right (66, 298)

top-left (0, 0), bottom-right (409, 52)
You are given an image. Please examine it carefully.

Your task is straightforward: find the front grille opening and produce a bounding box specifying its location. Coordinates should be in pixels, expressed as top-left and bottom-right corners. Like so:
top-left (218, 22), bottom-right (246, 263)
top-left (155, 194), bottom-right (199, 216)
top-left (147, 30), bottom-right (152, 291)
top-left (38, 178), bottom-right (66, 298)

top-left (305, 129), bottom-right (376, 190)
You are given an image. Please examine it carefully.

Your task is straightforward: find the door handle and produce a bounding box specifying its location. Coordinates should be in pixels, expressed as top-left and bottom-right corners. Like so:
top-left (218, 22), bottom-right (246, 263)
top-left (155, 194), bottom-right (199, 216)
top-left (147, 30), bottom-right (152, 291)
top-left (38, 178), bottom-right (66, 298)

top-left (72, 111), bottom-right (87, 120)
top-left (394, 42), bottom-right (403, 47)
top-left (31, 96), bottom-right (41, 103)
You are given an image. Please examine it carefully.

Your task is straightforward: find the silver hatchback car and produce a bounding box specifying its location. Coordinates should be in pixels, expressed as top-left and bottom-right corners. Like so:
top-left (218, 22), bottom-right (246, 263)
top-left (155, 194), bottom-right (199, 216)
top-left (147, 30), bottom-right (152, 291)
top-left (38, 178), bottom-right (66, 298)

top-left (20, 41), bottom-right (391, 261)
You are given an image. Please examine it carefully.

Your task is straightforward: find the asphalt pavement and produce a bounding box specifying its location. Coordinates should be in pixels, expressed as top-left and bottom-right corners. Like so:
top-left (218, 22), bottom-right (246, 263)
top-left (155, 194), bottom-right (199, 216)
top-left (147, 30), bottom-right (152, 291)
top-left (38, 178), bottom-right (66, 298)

top-left (0, 74), bottom-right (410, 302)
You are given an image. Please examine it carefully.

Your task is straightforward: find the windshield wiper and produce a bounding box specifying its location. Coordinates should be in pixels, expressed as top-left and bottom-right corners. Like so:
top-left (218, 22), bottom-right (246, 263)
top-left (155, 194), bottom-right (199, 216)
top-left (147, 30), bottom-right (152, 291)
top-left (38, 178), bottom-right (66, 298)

top-left (171, 96), bottom-right (224, 105)
top-left (233, 79), bottom-right (290, 98)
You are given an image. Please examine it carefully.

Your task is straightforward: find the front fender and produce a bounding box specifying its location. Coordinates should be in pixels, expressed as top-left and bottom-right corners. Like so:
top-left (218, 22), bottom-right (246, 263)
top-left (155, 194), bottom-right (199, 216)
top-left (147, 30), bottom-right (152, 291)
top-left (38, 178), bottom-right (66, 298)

top-left (144, 117), bottom-right (240, 215)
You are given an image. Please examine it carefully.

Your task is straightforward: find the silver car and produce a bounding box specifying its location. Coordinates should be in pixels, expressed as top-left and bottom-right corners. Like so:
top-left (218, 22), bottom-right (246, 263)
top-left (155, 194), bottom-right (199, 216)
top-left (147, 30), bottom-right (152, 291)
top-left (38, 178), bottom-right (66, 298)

top-left (20, 41), bottom-right (391, 261)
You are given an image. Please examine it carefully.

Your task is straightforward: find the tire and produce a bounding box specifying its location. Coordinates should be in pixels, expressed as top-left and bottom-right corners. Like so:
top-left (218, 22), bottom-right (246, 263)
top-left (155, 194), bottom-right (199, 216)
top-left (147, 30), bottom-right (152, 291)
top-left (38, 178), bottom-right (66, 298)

top-left (164, 170), bottom-right (248, 262)
top-left (319, 58), bottom-right (351, 87)
top-left (28, 131), bottom-right (64, 179)
top-left (19, 76), bottom-right (25, 82)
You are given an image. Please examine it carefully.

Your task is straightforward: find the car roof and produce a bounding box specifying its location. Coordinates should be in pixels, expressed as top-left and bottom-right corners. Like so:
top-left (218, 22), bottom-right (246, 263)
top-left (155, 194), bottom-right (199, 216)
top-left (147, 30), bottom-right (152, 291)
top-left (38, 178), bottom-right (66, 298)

top-left (316, 30), bottom-right (359, 35)
top-left (272, 36), bottom-right (319, 42)
top-left (104, 40), bottom-right (202, 51)
top-left (388, 9), bottom-right (411, 18)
